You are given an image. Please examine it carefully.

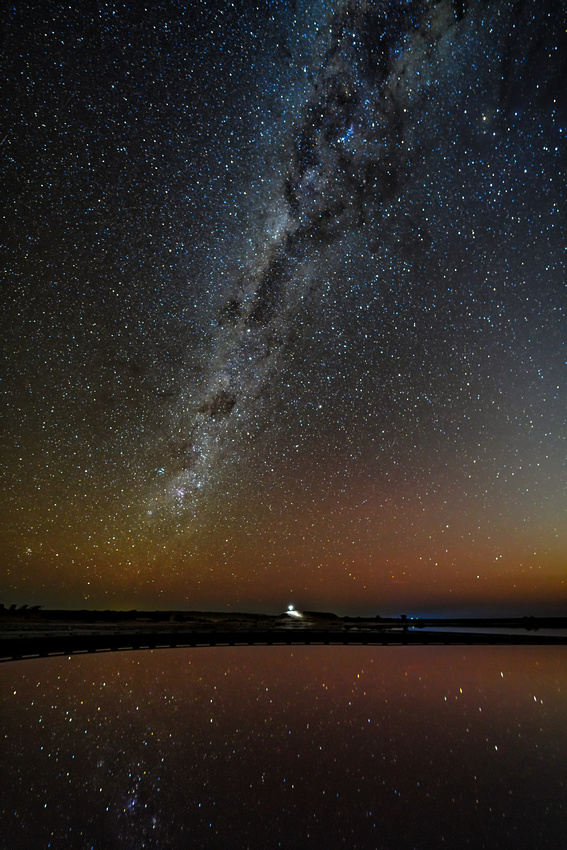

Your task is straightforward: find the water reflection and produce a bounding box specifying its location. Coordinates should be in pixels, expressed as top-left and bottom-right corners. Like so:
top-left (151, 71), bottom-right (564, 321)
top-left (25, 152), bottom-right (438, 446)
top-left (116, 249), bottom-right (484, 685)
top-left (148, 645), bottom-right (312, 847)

top-left (1, 646), bottom-right (565, 848)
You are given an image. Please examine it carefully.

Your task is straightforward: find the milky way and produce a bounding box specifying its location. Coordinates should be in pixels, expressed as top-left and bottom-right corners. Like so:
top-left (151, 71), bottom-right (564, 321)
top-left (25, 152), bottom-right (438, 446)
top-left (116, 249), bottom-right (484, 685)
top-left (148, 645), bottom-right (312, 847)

top-left (1, 0), bottom-right (565, 612)
top-left (149, 0), bottom-right (565, 530)
top-left (153, 0), bottom-right (441, 513)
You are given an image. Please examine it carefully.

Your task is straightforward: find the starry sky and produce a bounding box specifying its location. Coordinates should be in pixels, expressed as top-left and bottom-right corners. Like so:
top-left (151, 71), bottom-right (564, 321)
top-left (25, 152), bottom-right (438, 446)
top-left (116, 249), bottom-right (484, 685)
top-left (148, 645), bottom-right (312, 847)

top-left (1, 0), bottom-right (566, 615)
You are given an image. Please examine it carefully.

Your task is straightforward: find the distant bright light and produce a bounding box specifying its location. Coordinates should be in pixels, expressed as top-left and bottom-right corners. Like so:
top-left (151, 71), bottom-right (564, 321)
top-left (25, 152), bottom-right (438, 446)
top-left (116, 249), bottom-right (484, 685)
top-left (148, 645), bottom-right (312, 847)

top-left (287, 605), bottom-right (302, 618)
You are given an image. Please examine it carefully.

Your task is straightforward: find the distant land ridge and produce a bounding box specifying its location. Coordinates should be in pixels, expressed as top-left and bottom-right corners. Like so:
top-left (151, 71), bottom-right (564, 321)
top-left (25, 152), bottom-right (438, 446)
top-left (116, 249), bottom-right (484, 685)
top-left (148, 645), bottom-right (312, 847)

top-left (1, 607), bottom-right (566, 663)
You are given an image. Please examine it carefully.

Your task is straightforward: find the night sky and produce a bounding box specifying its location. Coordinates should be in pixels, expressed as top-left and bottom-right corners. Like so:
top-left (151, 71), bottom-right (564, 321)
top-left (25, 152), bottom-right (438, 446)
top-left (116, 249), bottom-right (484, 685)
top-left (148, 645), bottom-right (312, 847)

top-left (1, 0), bottom-right (565, 615)
top-left (1, 3), bottom-right (566, 846)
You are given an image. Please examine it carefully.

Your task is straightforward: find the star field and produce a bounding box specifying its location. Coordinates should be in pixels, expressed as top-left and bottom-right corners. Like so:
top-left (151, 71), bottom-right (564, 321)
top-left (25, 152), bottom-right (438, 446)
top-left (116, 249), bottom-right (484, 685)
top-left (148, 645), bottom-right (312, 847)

top-left (4, 0), bottom-right (564, 615)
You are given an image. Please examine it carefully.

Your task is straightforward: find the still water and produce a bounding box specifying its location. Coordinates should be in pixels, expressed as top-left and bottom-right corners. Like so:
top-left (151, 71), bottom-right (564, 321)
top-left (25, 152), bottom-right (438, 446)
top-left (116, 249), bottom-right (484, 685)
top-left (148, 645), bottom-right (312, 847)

top-left (1, 646), bottom-right (565, 848)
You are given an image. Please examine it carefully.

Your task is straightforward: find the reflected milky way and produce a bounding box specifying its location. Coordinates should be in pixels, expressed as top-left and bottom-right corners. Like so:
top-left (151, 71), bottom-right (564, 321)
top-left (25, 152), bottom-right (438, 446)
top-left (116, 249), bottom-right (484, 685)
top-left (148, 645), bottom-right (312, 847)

top-left (2, 647), bottom-right (567, 848)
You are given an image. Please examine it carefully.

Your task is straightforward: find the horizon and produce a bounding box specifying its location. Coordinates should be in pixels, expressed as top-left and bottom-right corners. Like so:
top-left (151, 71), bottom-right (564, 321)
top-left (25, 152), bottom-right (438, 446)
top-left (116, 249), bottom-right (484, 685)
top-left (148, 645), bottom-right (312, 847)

top-left (3, 601), bottom-right (566, 622)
